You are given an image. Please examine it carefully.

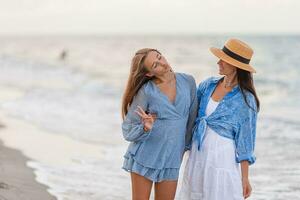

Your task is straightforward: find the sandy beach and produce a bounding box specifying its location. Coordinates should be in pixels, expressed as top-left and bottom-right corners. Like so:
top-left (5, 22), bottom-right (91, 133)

top-left (0, 140), bottom-right (56, 200)
top-left (0, 86), bottom-right (56, 200)
top-left (0, 84), bottom-right (109, 200)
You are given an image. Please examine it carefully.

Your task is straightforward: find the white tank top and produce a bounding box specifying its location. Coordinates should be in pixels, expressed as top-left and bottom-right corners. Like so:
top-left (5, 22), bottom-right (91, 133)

top-left (205, 98), bottom-right (220, 137)
top-left (206, 98), bottom-right (219, 116)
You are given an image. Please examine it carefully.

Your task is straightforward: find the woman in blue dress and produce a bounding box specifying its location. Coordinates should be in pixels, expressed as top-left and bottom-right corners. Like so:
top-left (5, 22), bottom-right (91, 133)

top-left (180, 39), bottom-right (260, 200)
top-left (121, 48), bottom-right (198, 200)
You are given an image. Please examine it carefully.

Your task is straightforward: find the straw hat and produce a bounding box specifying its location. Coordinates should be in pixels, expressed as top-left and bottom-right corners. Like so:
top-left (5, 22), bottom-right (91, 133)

top-left (210, 38), bottom-right (256, 73)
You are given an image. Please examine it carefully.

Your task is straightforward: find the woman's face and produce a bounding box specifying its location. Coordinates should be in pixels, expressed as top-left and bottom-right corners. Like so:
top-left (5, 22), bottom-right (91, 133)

top-left (143, 51), bottom-right (171, 77)
top-left (217, 59), bottom-right (237, 76)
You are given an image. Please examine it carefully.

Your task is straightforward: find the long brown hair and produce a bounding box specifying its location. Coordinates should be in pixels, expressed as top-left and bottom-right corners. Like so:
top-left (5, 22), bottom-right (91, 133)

top-left (236, 68), bottom-right (260, 112)
top-left (121, 48), bottom-right (160, 119)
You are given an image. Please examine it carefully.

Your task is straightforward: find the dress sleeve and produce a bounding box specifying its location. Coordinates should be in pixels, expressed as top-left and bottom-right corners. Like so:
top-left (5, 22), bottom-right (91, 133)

top-left (185, 75), bottom-right (199, 151)
top-left (122, 86), bottom-right (153, 142)
top-left (235, 96), bottom-right (257, 165)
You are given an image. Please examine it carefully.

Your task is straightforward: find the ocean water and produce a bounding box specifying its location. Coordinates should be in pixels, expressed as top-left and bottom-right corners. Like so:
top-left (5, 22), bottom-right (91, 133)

top-left (0, 35), bottom-right (299, 200)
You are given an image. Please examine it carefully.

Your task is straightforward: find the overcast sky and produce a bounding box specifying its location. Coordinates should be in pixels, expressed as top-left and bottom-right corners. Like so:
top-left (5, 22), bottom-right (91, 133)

top-left (0, 0), bottom-right (299, 35)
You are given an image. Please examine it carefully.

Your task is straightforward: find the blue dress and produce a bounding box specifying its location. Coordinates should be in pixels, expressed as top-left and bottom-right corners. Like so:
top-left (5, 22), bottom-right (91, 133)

top-left (122, 73), bottom-right (198, 182)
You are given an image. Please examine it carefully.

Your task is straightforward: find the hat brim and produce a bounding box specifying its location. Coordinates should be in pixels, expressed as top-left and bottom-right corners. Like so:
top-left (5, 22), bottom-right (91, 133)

top-left (210, 47), bottom-right (256, 73)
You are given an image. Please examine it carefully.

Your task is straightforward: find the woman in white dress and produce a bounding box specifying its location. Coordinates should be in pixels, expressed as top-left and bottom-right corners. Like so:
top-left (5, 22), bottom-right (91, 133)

top-left (180, 38), bottom-right (260, 200)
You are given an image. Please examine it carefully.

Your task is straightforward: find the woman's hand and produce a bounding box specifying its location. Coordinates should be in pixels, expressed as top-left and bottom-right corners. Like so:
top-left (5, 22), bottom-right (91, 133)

top-left (135, 106), bottom-right (157, 132)
top-left (242, 177), bottom-right (252, 199)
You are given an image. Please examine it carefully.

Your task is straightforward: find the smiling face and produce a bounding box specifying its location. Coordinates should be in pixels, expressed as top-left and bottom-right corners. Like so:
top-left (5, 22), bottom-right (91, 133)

top-left (143, 50), bottom-right (172, 78)
top-left (217, 59), bottom-right (237, 76)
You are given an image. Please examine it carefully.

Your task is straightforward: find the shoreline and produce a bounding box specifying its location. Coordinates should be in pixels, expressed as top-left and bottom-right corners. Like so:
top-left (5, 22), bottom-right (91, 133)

top-left (0, 83), bottom-right (107, 199)
top-left (0, 85), bottom-right (56, 199)
top-left (0, 139), bottom-right (56, 200)
top-left (0, 109), bottom-right (106, 200)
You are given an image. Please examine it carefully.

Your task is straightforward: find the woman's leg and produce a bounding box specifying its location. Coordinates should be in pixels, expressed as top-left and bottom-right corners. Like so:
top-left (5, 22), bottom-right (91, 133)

top-left (131, 172), bottom-right (153, 200)
top-left (154, 180), bottom-right (178, 200)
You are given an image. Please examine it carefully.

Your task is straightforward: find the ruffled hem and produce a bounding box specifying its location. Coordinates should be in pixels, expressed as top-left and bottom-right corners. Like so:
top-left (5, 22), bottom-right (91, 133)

top-left (180, 164), bottom-right (243, 200)
top-left (179, 130), bottom-right (244, 200)
top-left (122, 154), bottom-right (179, 182)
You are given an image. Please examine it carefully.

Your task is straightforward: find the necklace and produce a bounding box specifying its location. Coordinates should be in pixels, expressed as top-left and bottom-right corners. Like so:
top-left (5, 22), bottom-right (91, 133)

top-left (223, 78), bottom-right (237, 88)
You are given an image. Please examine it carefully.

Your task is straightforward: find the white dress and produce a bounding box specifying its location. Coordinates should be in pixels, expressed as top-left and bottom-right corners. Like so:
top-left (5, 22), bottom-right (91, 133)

top-left (179, 98), bottom-right (243, 200)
